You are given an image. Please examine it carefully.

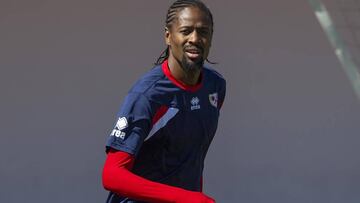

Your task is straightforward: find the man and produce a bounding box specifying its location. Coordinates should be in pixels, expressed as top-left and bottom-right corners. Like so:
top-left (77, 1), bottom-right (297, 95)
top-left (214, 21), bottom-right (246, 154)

top-left (102, 0), bottom-right (226, 202)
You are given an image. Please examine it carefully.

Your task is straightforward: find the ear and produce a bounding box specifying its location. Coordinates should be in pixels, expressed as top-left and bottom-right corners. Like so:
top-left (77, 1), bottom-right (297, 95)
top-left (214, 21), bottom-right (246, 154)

top-left (165, 27), bottom-right (171, 46)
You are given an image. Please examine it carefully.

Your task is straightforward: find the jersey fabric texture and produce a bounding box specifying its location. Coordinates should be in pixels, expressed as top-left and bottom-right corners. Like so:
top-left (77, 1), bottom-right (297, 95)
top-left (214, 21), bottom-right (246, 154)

top-left (105, 60), bottom-right (226, 203)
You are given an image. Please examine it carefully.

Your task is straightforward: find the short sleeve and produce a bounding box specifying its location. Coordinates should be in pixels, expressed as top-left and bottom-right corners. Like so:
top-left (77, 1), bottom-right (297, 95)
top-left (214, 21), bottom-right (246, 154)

top-left (106, 93), bottom-right (152, 155)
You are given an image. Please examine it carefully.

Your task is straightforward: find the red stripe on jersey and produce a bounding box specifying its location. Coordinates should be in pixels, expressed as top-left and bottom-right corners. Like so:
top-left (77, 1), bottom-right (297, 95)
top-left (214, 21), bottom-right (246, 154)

top-left (162, 59), bottom-right (203, 92)
top-left (152, 105), bottom-right (169, 126)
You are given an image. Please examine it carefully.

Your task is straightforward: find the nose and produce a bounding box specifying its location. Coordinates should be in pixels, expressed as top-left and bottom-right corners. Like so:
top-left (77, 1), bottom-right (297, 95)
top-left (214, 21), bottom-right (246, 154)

top-left (188, 30), bottom-right (201, 44)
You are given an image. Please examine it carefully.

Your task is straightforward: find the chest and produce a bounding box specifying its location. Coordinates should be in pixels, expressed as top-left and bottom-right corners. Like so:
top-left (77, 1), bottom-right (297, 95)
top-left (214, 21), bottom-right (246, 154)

top-left (158, 90), bottom-right (220, 149)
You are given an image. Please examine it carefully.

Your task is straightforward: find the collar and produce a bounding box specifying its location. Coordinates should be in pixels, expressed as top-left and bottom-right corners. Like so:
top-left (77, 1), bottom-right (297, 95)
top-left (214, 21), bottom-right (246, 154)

top-left (161, 59), bottom-right (203, 92)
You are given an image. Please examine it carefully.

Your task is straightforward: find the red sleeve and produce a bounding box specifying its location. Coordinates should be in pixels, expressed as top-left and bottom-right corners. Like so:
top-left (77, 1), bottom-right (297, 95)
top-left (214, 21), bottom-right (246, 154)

top-left (102, 149), bottom-right (215, 203)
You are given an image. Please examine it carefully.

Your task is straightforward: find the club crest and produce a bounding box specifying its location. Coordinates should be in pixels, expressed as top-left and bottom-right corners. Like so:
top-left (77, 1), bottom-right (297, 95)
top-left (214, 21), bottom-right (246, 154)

top-left (209, 93), bottom-right (218, 108)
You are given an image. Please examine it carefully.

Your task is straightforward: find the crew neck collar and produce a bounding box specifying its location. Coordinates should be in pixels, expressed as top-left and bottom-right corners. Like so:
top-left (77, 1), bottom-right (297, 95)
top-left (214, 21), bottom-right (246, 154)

top-left (161, 59), bottom-right (203, 92)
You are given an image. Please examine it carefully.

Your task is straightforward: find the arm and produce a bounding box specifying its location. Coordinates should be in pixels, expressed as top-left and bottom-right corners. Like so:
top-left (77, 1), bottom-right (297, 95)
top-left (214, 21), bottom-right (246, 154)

top-left (102, 149), bottom-right (215, 203)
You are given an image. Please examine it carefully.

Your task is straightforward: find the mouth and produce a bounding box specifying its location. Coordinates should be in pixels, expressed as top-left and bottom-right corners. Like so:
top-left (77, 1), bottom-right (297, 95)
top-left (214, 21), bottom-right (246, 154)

top-left (184, 47), bottom-right (203, 60)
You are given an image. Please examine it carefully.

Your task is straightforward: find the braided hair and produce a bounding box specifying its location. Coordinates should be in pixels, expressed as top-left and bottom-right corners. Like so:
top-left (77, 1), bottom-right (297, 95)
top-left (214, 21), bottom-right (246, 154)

top-left (155, 0), bottom-right (215, 65)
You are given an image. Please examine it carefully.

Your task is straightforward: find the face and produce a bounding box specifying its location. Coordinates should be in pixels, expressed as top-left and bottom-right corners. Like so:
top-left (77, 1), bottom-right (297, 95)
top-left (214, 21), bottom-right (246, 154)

top-left (166, 6), bottom-right (213, 72)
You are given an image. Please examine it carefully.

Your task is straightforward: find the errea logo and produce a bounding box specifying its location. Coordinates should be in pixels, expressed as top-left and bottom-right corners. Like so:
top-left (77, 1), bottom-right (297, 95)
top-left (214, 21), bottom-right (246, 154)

top-left (190, 97), bottom-right (201, 110)
top-left (110, 117), bottom-right (128, 139)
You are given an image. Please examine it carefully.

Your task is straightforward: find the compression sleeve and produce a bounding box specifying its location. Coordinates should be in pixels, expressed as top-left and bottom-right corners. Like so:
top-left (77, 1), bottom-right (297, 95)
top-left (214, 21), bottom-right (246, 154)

top-left (102, 150), bottom-right (215, 203)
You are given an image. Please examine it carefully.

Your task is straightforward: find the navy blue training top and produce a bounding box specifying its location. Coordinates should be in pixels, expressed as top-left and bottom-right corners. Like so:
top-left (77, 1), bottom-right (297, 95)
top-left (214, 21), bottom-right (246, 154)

top-left (106, 60), bottom-right (226, 203)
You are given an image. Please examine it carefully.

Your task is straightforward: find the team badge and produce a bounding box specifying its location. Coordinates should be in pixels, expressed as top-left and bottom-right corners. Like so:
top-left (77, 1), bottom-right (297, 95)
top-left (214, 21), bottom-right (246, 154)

top-left (110, 117), bottom-right (128, 139)
top-left (209, 93), bottom-right (218, 108)
top-left (190, 97), bottom-right (201, 110)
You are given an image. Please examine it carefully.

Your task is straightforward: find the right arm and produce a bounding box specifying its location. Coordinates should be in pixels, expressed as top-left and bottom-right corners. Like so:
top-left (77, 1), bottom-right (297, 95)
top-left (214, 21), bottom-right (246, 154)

top-left (102, 149), bottom-right (215, 203)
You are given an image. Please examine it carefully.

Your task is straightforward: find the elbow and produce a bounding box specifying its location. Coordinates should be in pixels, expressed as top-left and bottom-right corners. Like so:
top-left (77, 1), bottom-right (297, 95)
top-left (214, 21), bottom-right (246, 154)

top-left (102, 162), bottom-right (129, 193)
top-left (102, 161), bottom-right (125, 192)
top-left (102, 165), bottom-right (114, 191)
top-left (102, 150), bottom-right (134, 193)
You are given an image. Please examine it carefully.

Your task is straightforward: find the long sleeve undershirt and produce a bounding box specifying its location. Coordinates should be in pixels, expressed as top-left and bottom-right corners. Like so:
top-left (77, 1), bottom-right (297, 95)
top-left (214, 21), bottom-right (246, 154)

top-left (102, 149), bottom-right (215, 203)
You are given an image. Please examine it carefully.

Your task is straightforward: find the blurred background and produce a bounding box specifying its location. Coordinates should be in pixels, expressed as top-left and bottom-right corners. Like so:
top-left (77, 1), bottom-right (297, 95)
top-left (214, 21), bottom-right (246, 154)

top-left (1, 0), bottom-right (360, 202)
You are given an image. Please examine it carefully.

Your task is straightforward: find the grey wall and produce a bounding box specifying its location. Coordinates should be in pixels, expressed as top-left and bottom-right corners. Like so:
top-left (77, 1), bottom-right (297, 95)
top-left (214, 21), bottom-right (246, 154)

top-left (1, 0), bottom-right (360, 203)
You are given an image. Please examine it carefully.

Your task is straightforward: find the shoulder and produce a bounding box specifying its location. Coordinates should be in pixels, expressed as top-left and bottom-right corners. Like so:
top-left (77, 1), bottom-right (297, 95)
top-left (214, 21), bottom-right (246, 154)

top-left (203, 65), bottom-right (226, 87)
top-left (127, 64), bottom-right (174, 106)
top-left (129, 65), bottom-right (164, 94)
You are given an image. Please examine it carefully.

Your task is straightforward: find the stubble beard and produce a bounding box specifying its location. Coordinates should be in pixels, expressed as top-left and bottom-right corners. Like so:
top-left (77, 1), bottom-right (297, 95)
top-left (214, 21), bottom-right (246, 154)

top-left (180, 55), bottom-right (204, 73)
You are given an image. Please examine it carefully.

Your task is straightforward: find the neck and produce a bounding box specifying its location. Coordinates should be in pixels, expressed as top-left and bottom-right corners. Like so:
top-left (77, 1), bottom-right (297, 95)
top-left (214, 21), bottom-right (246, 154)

top-left (167, 56), bottom-right (201, 86)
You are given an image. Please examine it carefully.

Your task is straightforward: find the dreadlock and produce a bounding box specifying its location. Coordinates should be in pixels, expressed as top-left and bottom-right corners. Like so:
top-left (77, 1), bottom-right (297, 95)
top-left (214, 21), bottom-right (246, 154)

top-left (155, 0), bottom-right (216, 65)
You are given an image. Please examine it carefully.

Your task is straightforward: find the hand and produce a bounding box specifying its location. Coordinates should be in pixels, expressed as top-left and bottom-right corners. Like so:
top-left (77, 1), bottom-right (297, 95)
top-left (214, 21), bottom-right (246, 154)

top-left (176, 191), bottom-right (215, 203)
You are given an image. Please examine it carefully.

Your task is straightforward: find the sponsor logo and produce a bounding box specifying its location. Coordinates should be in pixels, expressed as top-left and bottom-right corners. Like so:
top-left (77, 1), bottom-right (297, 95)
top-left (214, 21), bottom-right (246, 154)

top-left (110, 117), bottom-right (128, 139)
top-left (190, 97), bottom-right (201, 110)
top-left (209, 93), bottom-right (218, 108)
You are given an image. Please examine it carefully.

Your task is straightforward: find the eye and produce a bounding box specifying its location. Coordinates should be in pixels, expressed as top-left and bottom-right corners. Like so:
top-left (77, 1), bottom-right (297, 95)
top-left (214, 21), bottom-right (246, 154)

top-left (180, 29), bottom-right (192, 35)
top-left (198, 29), bottom-right (210, 36)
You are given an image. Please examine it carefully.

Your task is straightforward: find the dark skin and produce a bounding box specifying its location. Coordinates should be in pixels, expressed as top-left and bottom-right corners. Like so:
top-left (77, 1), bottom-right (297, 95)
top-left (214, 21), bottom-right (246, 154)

top-left (165, 6), bottom-right (213, 86)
